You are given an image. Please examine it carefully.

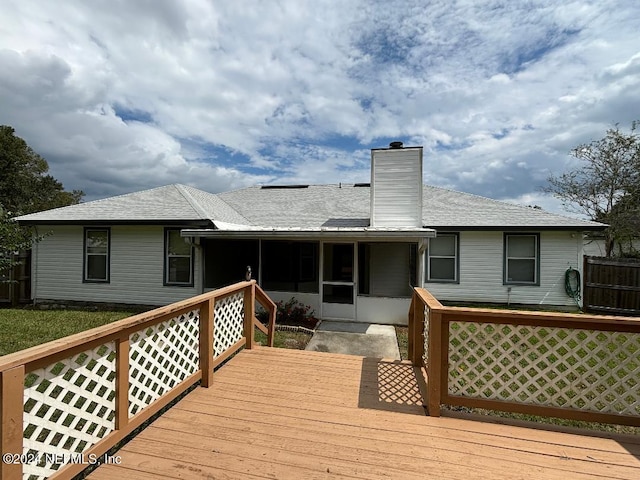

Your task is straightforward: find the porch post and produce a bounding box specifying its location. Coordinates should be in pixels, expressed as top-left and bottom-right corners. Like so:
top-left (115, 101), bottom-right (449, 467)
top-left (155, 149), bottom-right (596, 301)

top-left (428, 311), bottom-right (443, 416)
top-left (243, 281), bottom-right (255, 349)
top-left (1, 365), bottom-right (24, 479)
top-left (199, 298), bottom-right (214, 387)
top-left (418, 238), bottom-right (427, 286)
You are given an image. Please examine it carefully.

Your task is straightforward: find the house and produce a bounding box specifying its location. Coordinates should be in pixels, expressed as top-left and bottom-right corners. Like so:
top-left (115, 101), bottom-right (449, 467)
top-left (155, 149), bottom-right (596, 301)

top-left (16, 143), bottom-right (606, 324)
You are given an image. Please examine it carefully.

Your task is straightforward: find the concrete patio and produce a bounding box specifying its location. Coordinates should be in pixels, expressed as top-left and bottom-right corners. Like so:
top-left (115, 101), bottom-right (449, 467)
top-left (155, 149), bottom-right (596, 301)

top-left (305, 320), bottom-right (401, 359)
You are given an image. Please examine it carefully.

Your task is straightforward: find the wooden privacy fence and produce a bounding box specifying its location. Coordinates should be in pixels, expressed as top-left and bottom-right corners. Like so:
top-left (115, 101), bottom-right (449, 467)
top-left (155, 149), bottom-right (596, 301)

top-left (408, 287), bottom-right (640, 426)
top-left (0, 251), bottom-right (31, 306)
top-left (583, 256), bottom-right (640, 316)
top-left (0, 280), bottom-right (276, 480)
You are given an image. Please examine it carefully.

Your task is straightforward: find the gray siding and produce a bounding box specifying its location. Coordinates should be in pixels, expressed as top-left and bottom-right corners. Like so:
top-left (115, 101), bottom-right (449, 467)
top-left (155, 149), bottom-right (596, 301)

top-left (32, 225), bottom-right (201, 306)
top-left (424, 231), bottom-right (582, 307)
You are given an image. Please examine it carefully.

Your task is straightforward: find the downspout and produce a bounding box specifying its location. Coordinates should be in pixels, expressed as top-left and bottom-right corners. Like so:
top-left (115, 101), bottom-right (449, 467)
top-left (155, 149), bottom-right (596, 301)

top-left (319, 240), bottom-right (324, 320)
top-left (576, 232), bottom-right (584, 309)
top-left (32, 226), bottom-right (38, 305)
top-left (258, 239), bottom-right (262, 286)
top-left (198, 237), bottom-right (204, 294)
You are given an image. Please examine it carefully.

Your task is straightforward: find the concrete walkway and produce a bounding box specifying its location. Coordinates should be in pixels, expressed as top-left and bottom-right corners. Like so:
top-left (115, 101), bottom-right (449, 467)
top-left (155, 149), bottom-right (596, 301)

top-left (305, 321), bottom-right (401, 359)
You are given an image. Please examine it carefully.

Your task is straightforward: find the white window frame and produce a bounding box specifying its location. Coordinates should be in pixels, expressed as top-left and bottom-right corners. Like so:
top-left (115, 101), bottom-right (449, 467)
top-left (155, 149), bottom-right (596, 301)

top-left (426, 233), bottom-right (459, 283)
top-left (504, 233), bottom-right (540, 285)
top-left (165, 229), bottom-right (194, 286)
top-left (84, 228), bottom-right (110, 283)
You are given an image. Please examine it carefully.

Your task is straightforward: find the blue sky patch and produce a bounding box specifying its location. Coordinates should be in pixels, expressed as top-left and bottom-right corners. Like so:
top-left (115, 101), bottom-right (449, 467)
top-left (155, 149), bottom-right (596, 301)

top-left (500, 27), bottom-right (581, 75)
top-left (113, 105), bottom-right (154, 124)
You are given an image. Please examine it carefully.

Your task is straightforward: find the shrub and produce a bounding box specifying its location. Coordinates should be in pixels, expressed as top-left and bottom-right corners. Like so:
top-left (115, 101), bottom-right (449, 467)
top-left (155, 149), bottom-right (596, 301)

top-left (257, 297), bottom-right (318, 330)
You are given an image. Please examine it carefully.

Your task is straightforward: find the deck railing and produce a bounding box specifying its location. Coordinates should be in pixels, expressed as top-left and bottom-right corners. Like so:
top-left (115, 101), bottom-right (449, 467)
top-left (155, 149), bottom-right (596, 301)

top-left (0, 280), bottom-right (276, 480)
top-left (408, 287), bottom-right (640, 427)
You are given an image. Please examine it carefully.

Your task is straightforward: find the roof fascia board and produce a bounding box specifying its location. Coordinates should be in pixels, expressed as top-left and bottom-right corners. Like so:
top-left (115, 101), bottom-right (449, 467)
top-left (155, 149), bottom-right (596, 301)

top-left (427, 225), bottom-right (607, 231)
top-left (16, 219), bottom-right (213, 227)
top-left (181, 228), bottom-right (436, 240)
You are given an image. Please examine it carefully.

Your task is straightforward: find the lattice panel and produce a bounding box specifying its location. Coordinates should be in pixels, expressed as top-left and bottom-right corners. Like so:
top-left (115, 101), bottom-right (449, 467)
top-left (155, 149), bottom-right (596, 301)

top-left (448, 322), bottom-right (640, 416)
top-left (128, 309), bottom-right (199, 417)
top-left (213, 292), bottom-right (244, 357)
top-left (423, 304), bottom-right (430, 365)
top-left (23, 343), bottom-right (116, 480)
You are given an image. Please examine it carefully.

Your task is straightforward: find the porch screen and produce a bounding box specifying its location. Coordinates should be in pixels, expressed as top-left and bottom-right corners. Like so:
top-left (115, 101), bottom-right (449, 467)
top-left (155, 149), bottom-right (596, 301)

top-left (262, 241), bottom-right (319, 293)
top-left (358, 243), bottom-right (414, 298)
top-left (203, 239), bottom-right (259, 289)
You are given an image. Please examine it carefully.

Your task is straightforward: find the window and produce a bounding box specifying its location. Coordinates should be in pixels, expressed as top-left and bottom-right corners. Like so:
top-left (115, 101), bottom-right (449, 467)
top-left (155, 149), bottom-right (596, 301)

top-left (165, 229), bottom-right (194, 286)
top-left (426, 233), bottom-right (458, 283)
top-left (84, 228), bottom-right (110, 282)
top-left (504, 234), bottom-right (539, 285)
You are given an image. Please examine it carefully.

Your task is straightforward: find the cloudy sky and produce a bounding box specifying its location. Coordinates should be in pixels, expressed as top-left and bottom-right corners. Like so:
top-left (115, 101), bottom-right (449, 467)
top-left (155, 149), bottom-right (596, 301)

top-left (1, 1), bottom-right (639, 214)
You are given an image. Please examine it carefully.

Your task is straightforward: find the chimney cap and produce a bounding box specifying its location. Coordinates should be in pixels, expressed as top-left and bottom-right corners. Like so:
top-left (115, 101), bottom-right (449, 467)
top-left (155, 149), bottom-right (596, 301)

top-left (389, 141), bottom-right (403, 149)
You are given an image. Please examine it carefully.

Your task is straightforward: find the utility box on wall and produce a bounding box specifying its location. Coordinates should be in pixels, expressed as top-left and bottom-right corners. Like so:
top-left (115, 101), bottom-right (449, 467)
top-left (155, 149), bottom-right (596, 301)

top-left (370, 143), bottom-right (423, 228)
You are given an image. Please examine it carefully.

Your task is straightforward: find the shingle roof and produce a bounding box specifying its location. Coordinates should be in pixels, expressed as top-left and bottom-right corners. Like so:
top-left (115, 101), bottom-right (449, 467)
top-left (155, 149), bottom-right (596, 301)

top-left (15, 184), bottom-right (244, 225)
top-left (421, 185), bottom-right (604, 229)
top-left (219, 185), bottom-right (370, 228)
top-left (16, 182), bottom-right (606, 231)
top-left (219, 184), bottom-right (604, 230)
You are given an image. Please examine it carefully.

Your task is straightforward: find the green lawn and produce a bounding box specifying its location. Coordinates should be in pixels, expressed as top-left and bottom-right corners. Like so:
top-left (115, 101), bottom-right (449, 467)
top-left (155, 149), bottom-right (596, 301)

top-left (254, 329), bottom-right (312, 349)
top-left (0, 309), bottom-right (134, 356)
top-left (0, 308), bottom-right (314, 357)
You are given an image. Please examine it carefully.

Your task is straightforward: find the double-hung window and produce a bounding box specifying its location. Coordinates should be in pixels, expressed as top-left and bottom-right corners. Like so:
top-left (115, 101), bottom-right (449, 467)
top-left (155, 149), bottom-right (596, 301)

top-left (504, 234), bottom-right (539, 285)
top-left (426, 233), bottom-right (459, 283)
top-left (84, 228), bottom-right (110, 282)
top-left (165, 229), bottom-right (194, 286)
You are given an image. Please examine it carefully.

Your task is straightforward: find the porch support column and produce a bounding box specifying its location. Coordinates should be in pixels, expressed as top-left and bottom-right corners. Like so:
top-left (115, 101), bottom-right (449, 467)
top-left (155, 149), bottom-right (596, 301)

top-left (418, 238), bottom-right (428, 286)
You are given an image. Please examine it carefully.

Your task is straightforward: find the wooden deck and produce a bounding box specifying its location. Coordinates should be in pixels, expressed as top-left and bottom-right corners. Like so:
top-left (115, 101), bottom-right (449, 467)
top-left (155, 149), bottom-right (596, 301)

top-left (87, 347), bottom-right (640, 480)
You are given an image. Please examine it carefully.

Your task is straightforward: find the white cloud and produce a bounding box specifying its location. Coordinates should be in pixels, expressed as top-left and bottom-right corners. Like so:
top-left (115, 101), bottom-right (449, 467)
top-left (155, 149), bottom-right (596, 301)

top-left (0, 0), bottom-right (638, 216)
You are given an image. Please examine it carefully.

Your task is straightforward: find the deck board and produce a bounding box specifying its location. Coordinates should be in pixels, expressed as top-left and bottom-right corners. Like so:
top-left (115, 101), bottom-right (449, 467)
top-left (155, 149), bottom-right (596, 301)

top-left (87, 347), bottom-right (640, 480)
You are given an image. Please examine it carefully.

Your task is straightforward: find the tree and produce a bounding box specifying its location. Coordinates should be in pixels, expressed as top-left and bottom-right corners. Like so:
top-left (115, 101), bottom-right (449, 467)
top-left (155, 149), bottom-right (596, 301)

top-left (0, 125), bottom-right (84, 281)
top-left (544, 121), bottom-right (640, 257)
top-left (0, 208), bottom-right (33, 280)
top-left (0, 125), bottom-right (84, 214)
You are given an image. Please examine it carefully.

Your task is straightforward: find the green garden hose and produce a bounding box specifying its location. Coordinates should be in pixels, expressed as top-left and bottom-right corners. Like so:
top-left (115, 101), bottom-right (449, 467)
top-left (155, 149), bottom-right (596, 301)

top-left (565, 267), bottom-right (582, 309)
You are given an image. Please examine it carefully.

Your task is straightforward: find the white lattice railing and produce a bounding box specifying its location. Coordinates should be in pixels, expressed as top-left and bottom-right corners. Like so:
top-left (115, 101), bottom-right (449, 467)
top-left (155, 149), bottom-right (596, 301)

top-left (0, 280), bottom-right (276, 480)
top-left (408, 287), bottom-right (640, 426)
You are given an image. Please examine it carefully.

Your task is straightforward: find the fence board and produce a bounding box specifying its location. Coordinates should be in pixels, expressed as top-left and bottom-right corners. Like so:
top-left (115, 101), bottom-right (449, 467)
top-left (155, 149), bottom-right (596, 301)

top-left (584, 256), bottom-right (640, 316)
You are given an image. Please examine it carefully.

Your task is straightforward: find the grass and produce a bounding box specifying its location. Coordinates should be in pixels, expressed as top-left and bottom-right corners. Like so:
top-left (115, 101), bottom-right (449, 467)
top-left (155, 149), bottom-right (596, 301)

top-left (0, 309), bottom-right (134, 356)
top-left (0, 308), bottom-right (314, 357)
top-left (395, 326), bottom-right (409, 360)
top-left (254, 329), bottom-right (312, 349)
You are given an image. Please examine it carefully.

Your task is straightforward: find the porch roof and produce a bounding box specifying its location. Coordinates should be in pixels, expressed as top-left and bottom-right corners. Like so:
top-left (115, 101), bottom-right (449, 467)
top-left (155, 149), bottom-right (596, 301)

top-left (180, 224), bottom-right (436, 239)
